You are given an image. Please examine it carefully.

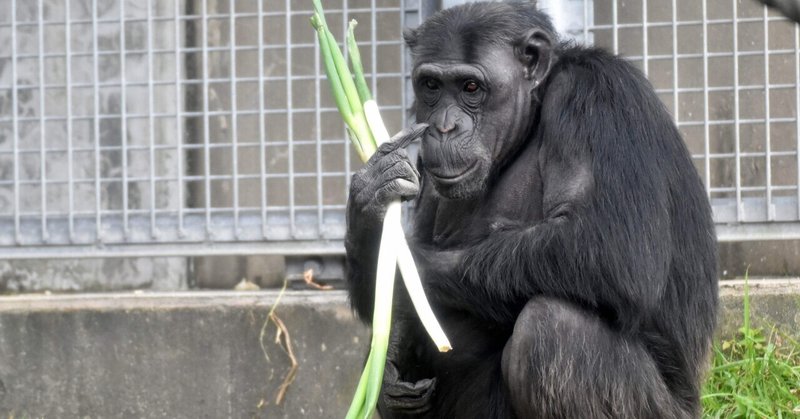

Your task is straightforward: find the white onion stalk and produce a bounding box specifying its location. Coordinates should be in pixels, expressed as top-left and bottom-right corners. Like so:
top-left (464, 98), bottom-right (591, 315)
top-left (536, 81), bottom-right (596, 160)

top-left (364, 100), bottom-right (452, 353)
top-left (396, 231), bottom-right (453, 352)
top-left (311, 4), bottom-right (450, 418)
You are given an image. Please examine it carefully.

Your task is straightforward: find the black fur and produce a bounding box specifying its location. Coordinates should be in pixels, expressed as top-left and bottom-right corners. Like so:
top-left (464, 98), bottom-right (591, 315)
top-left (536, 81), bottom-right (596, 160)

top-left (345, 3), bottom-right (717, 418)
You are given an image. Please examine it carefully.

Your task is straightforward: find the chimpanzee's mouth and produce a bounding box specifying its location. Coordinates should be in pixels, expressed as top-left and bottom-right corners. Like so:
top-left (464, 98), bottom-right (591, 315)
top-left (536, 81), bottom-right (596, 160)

top-left (428, 160), bottom-right (480, 184)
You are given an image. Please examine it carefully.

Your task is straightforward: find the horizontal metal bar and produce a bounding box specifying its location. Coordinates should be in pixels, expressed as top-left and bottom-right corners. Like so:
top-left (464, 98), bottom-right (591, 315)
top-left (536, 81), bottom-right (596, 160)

top-left (0, 240), bottom-right (346, 259)
top-left (0, 211), bottom-right (348, 246)
top-left (625, 49), bottom-right (798, 62)
top-left (1, 224), bottom-right (798, 259)
top-left (709, 185), bottom-right (796, 192)
top-left (0, 171), bottom-right (329, 184)
top-left (692, 151), bottom-right (798, 159)
top-left (717, 223), bottom-right (800, 241)
top-left (0, 110), bottom-right (786, 127)
top-left (5, 82), bottom-right (794, 107)
top-left (0, 139), bottom-right (350, 154)
top-left (0, 290), bottom-right (352, 313)
top-left (8, 74), bottom-right (796, 99)
top-left (655, 84), bottom-right (798, 95)
top-left (0, 40), bottom-right (405, 60)
top-left (0, 172), bottom-right (352, 187)
top-left (0, 105), bottom-right (407, 122)
top-left (5, 205), bottom-right (348, 218)
top-left (677, 117), bottom-right (797, 127)
top-left (588, 15), bottom-right (792, 30)
top-left (0, 72), bottom-right (406, 91)
top-left (1, 7), bottom-right (413, 28)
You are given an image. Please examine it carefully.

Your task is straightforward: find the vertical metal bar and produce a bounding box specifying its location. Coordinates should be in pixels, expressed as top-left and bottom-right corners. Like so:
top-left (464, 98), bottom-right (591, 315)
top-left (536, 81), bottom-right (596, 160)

top-left (763, 5), bottom-right (772, 220)
top-left (119, 0), bottom-right (129, 237)
top-left (796, 24), bottom-right (799, 218)
top-left (174, 0), bottom-right (185, 237)
top-left (286, 0), bottom-right (296, 237)
top-left (38, 0), bottom-right (48, 242)
top-left (147, 0), bottom-right (157, 237)
top-left (583, 0), bottom-right (589, 44)
top-left (257, 0), bottom-right (267, 238)
top-left (642, 0), bottom-right (648, 76)
top-left (365, 0), bottom-right (379, 232)
top-left (11, 0), bottom-right (20, 244)
top-left (400, 2), bottom-right (407, 127)
top-left (795, 24), bottom-right (799, 218)
top-left (371, 0), bottom-right (378, 96)
top-left (612, 0), bottom-right (618, 54)
top-left (733, 0), bottom-right (743, 221)
top-left (420, 1), bottom-right (438, 18)
top-left (702, 0), bottom-right (711, 196)
top-left (672, 0), bottom-right (679, 122)
top-left (314, 18), bottom-right (323, 236)
top-left (202, 0), bottom-right (212, 237)
top-left (66, 0), bottom-right (75, 240)
top-left (343, 1), bottom-right (351, 201)
top-left (229, 0), bottom-right (240, 237)
top-left (93, 0), bottom-right (102, 240)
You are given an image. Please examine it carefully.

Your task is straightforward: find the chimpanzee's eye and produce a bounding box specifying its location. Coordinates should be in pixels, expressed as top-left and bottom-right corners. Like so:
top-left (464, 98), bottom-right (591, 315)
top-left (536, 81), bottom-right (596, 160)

top-left (464, 80), bottom-right (479, 93)
top-left (424, 79), bottom-right (439, 90)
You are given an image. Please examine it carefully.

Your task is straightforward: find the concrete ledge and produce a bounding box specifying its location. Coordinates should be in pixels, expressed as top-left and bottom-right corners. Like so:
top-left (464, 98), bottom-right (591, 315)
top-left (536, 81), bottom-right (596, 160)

top-left (0, 281), bottom-right (798, 418)
top-left (718, 279), bottom-right (800, 338)
top-left (0, 291), bottom-right (369, 418)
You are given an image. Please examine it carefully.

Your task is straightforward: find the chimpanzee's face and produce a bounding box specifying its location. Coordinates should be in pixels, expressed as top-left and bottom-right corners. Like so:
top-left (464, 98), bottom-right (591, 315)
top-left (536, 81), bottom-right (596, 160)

top-left (410, 36), bottom-right (550, 200)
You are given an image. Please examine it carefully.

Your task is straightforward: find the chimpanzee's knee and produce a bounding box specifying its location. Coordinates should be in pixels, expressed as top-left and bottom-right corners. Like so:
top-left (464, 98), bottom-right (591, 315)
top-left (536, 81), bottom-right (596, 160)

top-left (501, 297), bottom-right (689, 419)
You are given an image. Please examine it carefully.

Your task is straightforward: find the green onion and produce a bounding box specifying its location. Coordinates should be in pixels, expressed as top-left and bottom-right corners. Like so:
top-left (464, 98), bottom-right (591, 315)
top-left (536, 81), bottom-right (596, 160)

top-left (347, 21), bottom-right (372, 104)
top-left (310, 2), bottom-right (452, 418)
top-left (310, 10), bottom-right (375, 161)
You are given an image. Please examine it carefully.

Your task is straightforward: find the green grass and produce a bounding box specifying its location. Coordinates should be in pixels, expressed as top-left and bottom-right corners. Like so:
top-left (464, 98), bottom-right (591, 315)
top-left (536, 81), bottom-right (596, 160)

top-left (701, 283), bottom-right (800, 418)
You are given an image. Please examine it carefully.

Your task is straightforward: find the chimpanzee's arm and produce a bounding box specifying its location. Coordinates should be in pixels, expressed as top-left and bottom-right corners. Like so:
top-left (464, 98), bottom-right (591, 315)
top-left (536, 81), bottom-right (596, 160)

top-left (413, 57), bottom-right (676, 329)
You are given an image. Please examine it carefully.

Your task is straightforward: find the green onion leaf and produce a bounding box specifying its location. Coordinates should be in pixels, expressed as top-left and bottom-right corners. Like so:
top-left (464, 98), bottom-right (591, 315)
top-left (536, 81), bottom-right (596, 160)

top-left (310, 4), bottom-right (451, 418)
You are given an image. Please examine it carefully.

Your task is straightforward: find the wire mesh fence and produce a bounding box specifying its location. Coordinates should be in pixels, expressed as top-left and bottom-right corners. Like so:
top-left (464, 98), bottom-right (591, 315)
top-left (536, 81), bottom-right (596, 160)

top-left (0, 0), bottom-right (798, 259)
top-left (581, 0), bottom-right (800, 240)
top-left (0, 0), bottom-right (421, 258)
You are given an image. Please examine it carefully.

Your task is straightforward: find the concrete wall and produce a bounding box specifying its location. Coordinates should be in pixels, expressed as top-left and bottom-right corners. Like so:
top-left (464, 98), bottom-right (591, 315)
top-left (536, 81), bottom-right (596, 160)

top-left (0, 292), bottom-right (370, 418)
top-left (0, 281), bottom-right (797, 418)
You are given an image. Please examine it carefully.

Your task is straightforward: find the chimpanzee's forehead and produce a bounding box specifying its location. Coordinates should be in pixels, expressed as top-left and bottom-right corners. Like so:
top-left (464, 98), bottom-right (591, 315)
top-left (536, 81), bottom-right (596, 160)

top-left (412, 35), bottom-right (503, 65)
top-left (406, 2), bottom-right (555, 64)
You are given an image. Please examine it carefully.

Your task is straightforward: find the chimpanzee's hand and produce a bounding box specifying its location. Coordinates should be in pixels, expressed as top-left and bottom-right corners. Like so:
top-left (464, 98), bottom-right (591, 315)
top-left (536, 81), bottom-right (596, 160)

top-left (381, 360), bottom-right (436, 414)
top-left (347, 123), bottom-right (428, 233)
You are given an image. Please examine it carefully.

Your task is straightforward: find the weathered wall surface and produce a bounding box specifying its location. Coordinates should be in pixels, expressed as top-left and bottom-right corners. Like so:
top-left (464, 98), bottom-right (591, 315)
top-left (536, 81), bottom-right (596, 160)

top-left (0, 282), bottom-right (797, 418)
top-left (0, 291), bottom-right (370, 418)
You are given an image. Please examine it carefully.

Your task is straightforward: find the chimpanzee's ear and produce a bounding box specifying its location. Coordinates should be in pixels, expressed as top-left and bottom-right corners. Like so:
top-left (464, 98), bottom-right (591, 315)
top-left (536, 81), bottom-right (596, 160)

top-left (515, 29), bottom-right (552, 87)
top-left (403, 28), bottom-right (418, 49)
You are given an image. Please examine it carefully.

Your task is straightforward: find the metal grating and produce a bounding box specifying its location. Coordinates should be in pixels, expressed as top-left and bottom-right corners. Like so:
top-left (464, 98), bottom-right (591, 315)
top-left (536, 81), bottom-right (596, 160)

top-left (0, 0), bottom-right (420, 258)
top-left (2, 0), bottom-right (800, 260)
top-left (577, 0), bottom-right (800, 240)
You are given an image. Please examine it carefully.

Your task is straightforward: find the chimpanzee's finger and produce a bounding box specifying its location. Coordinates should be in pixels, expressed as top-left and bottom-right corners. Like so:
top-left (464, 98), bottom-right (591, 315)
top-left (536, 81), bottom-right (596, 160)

top-left (370, 123), bottom-right (429, 160)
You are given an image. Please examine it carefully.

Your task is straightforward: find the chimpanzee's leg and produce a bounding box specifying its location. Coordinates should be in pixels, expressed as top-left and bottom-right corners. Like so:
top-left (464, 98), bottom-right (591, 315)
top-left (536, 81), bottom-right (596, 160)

top-left (501, 297), bottom-right (691, 419)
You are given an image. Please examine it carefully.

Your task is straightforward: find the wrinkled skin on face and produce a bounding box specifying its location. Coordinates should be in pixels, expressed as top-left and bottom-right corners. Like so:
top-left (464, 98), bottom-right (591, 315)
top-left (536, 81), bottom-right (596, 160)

top-left (412, 40), bottom-right (545, 200)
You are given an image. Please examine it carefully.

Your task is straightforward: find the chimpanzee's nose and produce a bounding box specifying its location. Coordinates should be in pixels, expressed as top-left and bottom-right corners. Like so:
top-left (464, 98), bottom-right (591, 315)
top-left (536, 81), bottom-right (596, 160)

top-left (434, 105), bottom-right (458, 134)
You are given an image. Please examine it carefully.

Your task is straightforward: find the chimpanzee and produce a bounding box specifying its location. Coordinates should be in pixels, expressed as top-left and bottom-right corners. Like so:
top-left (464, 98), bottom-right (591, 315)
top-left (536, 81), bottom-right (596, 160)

top-left (344, 2), bottom-right (718, 418)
